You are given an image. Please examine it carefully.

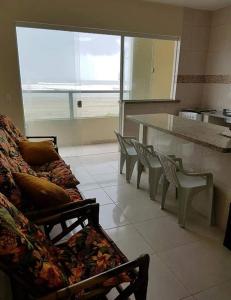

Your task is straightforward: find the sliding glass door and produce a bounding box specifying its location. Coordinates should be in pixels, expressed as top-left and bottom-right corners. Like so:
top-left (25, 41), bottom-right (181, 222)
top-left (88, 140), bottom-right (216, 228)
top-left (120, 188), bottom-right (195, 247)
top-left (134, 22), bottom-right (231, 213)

top-left (16, 26), bottom-right (179, 147)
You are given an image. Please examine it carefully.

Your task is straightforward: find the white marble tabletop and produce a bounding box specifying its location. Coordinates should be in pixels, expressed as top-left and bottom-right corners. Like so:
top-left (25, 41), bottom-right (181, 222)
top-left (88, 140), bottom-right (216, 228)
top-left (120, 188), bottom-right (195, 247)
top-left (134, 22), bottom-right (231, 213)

top-left (127, 113), bottom-right (231, 153)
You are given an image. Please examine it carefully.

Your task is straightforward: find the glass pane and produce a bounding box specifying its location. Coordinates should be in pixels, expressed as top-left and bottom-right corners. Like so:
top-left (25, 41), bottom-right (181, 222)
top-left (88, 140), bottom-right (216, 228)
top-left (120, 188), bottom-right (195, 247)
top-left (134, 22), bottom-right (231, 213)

top-left (77, 33), bottom-right (121, 91)
top-left (22, 92), bottom-right (70, 121)
top-left (73, 92), bottom-right (119, 118)
top-left (123, 37), bottom-right (177, 100)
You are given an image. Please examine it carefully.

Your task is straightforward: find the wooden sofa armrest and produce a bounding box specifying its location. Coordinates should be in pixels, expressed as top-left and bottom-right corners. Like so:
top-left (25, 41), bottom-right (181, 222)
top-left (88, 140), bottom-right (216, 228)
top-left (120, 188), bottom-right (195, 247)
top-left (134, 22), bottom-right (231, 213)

top-left (36, 203), bottom-right (100, 244)
top-left (39, 254), bottom-right (150, 300)
top-left (25, 198), bottom-right (96, 221)
top-left (36, 202), bottom-right (99, 225)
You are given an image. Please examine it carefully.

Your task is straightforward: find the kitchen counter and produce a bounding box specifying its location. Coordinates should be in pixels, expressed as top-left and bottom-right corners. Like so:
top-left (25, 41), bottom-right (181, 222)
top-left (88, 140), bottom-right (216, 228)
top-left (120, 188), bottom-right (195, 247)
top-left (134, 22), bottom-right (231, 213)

top-left (127, 113), bottom-right (231, 153)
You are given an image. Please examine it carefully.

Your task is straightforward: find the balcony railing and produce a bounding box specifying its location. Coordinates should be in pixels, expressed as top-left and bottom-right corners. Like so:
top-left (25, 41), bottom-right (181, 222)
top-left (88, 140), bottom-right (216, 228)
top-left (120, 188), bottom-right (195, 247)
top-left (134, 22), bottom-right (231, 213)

top-left (22, 89), bottom-right (120, 121)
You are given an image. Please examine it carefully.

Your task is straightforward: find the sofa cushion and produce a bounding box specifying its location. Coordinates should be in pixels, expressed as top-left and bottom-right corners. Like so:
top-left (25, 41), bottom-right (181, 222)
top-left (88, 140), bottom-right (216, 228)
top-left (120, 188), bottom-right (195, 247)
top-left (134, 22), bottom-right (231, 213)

top-left (33, 159), bottom-right (79, 188)
top-left (0, 115), bottom-right (26, 144)
top-left (58, 225), bottom-right (131, 287)
top-left (0, 152), bottom-right (23, 208)
top-left (19, 140), bottom-right (60, 166)
top-left (0, 192), bottom-right (67, 293)
top-left (13, 173), bottom-right (71, 209)
top-left (0, 126), bottom-right (36, 176)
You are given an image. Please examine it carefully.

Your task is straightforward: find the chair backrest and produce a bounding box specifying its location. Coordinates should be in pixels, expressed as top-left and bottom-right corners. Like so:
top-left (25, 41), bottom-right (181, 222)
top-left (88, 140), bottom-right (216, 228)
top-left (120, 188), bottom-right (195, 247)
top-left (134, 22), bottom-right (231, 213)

top-left (114, 130), bottom-right (130, 154)
top-left (131, 140), bottom-right (155, 168)
top-left (155, 151), bottom-right (179, 187)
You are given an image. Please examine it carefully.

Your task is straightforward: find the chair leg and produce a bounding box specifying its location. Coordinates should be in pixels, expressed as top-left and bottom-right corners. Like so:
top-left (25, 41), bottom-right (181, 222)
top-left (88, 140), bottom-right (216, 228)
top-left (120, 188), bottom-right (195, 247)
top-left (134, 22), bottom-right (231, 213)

top-left (120, 153), bottom-right (126, 174)
top-left (178, 188), bottom-right (192, 228)
top-left (149, 168), bottom-right (162, 201)
top-left (126, 157), bottom-right (136, 183)
top-left (161, 176), bottom-right (170, 209)
top-left (137, 161), bottom-right (143, 189)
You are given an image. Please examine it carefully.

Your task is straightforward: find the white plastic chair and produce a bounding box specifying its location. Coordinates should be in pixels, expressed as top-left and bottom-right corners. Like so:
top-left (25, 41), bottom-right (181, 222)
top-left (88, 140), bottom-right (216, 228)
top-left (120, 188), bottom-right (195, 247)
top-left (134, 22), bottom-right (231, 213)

top-left (132, 140), bottom-right (162, 200)
top-left (114, 130), bottom-right (138, 183)
top-left (156, 151), bottom-right (215, 228)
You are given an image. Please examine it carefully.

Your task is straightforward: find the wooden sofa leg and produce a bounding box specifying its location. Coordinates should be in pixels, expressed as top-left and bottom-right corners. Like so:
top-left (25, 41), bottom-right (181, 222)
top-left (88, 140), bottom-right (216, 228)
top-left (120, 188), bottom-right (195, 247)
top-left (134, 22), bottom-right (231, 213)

top-left (134, 254), bottom-right (150, 300)
top-left (114, 255), bottom-right (150, 300)
top-left (134, 285), bottom-right (148, 300)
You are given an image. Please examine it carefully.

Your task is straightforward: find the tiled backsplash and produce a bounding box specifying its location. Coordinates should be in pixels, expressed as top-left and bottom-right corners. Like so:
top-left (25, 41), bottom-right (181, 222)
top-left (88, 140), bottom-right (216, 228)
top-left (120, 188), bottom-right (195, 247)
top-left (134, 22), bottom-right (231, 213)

top-left (178, 6), bottom-right (231, 110)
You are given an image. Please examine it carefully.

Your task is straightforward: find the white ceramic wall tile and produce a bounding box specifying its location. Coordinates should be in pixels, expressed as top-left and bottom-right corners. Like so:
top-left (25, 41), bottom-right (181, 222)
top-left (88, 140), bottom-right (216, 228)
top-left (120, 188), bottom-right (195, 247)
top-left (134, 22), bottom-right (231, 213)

top-left (211, 6), bottom-right (231, 27)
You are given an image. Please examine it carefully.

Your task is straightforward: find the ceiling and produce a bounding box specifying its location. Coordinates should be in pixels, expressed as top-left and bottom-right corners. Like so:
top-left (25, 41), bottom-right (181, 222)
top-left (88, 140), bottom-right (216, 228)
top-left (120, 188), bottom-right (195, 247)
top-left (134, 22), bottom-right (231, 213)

top-left (145, 0), bottom-right (231, 10)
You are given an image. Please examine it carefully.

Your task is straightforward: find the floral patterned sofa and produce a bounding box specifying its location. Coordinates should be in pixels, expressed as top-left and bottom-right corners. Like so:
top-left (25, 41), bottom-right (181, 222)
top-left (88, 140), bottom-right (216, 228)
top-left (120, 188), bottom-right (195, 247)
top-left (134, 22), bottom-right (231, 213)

top-left (0, 115), bottom-right (95, 221)
top-left (0, 191), bottom-right (149, 300)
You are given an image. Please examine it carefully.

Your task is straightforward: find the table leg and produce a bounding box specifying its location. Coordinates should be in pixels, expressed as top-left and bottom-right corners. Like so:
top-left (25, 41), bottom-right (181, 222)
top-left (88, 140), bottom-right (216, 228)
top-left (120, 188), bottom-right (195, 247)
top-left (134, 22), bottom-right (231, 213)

top-left (139, 124), bottom-right (147, 145)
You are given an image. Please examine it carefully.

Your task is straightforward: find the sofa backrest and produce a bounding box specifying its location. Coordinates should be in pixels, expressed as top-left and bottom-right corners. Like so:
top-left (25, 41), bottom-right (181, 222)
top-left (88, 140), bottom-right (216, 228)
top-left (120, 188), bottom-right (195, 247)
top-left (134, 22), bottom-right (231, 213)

top-left (0, 115), bottom-right (26, 144)
top-left (0, 123), bottom-right (36, 209)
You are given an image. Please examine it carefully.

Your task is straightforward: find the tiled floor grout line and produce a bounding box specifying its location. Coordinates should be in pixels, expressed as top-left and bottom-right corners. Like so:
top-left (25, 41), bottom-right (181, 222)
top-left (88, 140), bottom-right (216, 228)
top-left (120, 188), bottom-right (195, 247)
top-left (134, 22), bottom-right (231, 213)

top-left (100, 181), bottom-right (200, 297)
top-left (153, 242), bottom-right (202, 298)
top-left (190, 277), bottom-right (231, 298)
top-left (61, 150), bottom-right (119, 159)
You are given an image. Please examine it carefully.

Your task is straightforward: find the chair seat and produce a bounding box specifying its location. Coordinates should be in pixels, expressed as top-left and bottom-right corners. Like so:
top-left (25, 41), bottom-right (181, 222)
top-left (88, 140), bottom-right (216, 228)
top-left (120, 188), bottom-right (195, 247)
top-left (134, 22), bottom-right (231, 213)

top-left (125, 146), bottom-right (137, 156)
top-left (149, 156), bottom-right (162, 169)
top-left (177, 172), bottom-right (207, 188)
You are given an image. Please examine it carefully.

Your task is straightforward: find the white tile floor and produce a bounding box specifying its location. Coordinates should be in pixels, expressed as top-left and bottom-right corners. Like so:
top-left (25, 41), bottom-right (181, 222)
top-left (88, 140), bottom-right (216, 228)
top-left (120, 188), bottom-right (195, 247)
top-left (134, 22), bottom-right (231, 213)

top-left (61, 144), bottom-right (231, 300)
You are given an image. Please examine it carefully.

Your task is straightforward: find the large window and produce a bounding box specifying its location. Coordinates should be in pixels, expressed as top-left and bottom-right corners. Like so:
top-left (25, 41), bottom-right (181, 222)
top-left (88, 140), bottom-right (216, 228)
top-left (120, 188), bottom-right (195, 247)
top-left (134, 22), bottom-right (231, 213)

top-left (16, 27), bottom-right (179, 122)
top-left (16, 28), bottom-right (120, 121)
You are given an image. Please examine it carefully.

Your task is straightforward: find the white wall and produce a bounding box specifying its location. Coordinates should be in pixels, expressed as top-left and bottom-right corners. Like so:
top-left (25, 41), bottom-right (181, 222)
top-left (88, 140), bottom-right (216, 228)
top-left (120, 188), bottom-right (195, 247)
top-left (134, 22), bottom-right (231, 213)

top-left (202, 5), bottom-right (231, 110)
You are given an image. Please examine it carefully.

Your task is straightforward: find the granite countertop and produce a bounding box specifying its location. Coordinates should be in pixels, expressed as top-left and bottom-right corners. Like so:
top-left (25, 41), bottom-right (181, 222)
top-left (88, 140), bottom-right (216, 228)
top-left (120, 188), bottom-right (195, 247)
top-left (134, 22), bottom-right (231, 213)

top-left (127, 113), bottom-right (231, 153)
